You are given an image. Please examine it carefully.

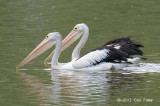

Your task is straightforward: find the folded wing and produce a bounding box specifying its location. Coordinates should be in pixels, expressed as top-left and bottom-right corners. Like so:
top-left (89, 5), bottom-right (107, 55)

top-left (72, 37), bottom-right (144, 69)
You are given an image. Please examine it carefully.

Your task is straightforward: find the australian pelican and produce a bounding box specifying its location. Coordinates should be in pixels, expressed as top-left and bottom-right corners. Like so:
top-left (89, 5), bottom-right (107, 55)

top-left (17, 23), bottom-right (144, 70)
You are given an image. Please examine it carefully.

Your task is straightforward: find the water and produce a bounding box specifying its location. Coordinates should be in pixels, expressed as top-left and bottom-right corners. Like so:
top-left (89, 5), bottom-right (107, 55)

top-left (1, 0), bottom-right (160, 105)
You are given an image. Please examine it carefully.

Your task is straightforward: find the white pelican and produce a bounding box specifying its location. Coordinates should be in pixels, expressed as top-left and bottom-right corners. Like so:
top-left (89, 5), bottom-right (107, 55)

top-left (17, 23), bottom-right (144, 70)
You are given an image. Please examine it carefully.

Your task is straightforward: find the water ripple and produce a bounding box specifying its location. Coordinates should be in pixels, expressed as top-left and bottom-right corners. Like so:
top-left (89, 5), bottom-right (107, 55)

top-left (123, 63), bottom-right (160, 73)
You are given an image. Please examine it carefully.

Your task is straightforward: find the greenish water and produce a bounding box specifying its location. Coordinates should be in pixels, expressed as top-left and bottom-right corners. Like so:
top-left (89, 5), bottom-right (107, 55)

top-left (1, 0), bottom-right (160, 105)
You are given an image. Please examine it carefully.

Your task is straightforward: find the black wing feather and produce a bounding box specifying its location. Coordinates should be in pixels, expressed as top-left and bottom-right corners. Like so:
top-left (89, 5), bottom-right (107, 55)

top-left (78, 44), bottom-right (130, 67)
top-left (92, 45), bottom-right (129, 63)
top-left (105, 37), bottom-right (144, 56)
top-left (78, 37), bottom-right (143, 66)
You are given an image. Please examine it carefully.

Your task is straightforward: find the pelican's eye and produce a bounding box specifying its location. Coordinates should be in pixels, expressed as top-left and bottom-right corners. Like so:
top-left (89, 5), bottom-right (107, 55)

top-left (74, 27), bottom-right (78, 31)
top-left (46, 35), bottom-right (49, 39)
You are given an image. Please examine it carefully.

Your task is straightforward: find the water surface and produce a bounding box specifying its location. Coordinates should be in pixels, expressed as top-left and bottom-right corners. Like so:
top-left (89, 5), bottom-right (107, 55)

top-left (1, 0), bottom-right (160, 105)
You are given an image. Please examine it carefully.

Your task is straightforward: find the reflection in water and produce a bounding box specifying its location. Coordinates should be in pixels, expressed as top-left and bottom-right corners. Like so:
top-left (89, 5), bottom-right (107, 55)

top-left (16, 65), bottom-right (160, 105)
top-left (50, 69), bottom-right (147, 105)
top-left (51, 69), bottom-right (110, 105)
top-left (17, 71), bottom-right (52, 105)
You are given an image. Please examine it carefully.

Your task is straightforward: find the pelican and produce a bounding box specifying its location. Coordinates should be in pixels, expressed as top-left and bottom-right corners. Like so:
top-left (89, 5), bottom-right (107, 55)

top-left (17, 23), bottom-right (144, 70)
top-left (44, 23), bottom-right (144, 68)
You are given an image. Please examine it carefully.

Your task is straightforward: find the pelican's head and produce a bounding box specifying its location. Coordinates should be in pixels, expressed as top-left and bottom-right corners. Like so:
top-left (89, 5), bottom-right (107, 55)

top-left (44, 23), bottom-right (89, 63)
top-left (46, 32), bottom-right (62, 41)
top-left (73, 23), bottom-right (89, 33)
top-left (17, 32), bottom-right (62, 69)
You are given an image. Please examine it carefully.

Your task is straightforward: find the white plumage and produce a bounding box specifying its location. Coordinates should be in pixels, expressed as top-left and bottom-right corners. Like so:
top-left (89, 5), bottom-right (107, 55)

top-left (72, 49), bottom-right (110, 68)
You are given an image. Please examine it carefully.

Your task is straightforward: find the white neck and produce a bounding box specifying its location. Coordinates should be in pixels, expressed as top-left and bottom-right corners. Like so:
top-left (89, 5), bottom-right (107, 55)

top-left (51, 37), bottom-right (62, 67)
top-left (72, 27), bottom-right (89, 60)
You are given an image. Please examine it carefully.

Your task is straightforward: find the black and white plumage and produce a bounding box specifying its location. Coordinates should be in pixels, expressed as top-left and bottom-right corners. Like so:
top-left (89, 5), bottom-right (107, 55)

top-left (18, 23), bottom-right (145, 70)
top-left (72, 37), bottom-right (144, 69)
top-left (42, 23), bottom-right (145, 70)
top-left (105, 37), bottom-right (144, 56)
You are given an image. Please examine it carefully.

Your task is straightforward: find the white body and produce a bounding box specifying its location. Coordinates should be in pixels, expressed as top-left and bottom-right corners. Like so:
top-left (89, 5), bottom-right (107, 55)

top-left (52, 59), bottom-right (129, 71)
